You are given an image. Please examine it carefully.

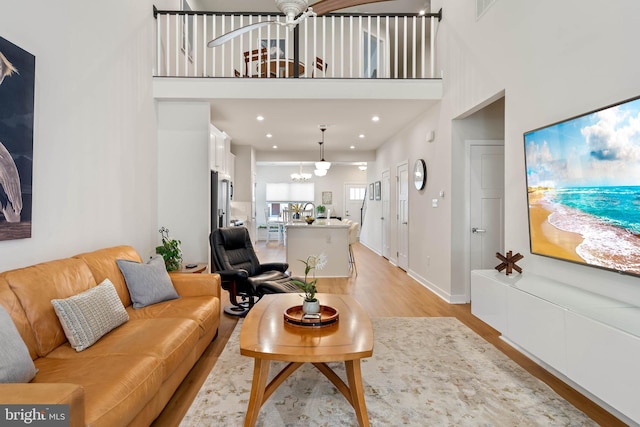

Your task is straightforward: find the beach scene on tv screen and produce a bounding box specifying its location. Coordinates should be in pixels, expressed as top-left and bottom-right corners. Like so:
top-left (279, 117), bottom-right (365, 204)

top-left (524, 97), bottom-right (640, 276)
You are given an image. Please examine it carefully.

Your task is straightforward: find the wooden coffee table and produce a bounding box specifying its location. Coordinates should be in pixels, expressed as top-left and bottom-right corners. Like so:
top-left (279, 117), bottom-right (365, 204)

top-left (240, 293), bottom-right (374, 427)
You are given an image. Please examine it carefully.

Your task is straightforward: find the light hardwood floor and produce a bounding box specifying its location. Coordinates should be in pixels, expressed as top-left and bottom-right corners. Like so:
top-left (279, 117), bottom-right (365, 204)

top-left (153, 241), bottom-right (624, 427)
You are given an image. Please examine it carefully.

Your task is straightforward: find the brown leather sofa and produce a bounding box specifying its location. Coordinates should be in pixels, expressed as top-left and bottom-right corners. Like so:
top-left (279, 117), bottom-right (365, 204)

top-left (0, 245), bottom-right (221, 427)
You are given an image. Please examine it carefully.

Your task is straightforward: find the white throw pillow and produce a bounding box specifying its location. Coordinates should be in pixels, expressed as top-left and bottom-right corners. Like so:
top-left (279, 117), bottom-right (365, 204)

top-left (116, 255), bottom-right (179, 308)
top-left (0, 304), bottom-right (37, 383)
top-left (51, 278), bottom-right (129, 352)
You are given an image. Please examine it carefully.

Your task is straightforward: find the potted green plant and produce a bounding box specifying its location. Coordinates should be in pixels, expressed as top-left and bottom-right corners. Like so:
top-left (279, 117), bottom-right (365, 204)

top-left (155, 227), bottom-right (183, 271)
top-left (291, 253), bottom-right (327, 314)
top-left (316, 205), bottom-right (326, 218)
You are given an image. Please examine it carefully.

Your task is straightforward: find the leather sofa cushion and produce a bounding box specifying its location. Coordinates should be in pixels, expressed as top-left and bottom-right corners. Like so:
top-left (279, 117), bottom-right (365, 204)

top-left (46, 317), bottom-right (199, 380)
top-left (126, 296), bottom-right (218, 338)
top-left (34, 353), bottom-right (162, 427)
top-left (74, 246), bottom-right (142, 308)
top-left (4, 258), bottom-right (97, 357)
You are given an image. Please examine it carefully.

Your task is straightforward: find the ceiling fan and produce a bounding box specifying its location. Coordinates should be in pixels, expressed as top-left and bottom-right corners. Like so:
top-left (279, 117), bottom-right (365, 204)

top-left (207, 0), bottom-right (391, 47)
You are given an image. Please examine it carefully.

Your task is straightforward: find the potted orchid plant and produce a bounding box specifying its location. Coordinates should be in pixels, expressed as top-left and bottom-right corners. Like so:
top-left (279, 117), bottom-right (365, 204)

top-left (291, 253), bottom-right (327, 314)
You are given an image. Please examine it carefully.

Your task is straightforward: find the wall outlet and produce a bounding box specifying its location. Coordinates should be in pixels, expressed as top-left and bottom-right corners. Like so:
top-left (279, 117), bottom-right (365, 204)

top-left (432, 199), bottom-right (438, 208)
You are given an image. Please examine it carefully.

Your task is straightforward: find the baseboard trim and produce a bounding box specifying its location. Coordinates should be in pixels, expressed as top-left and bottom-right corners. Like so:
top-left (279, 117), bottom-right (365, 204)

top-left (407, 270), bottom-right (468, 304)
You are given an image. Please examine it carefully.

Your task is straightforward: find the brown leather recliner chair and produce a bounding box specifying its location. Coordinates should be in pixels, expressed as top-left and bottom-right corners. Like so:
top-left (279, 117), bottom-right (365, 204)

top-left (210, 226), bottom-right (299, 316)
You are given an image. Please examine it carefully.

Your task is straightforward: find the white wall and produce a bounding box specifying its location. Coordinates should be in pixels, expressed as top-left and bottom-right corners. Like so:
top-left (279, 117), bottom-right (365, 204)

top-left (364, 102), bottom-right (452, 296)
top-left (157, 101), bottom-right (211, 263)
top-left (0, 0), bottom-right (159, 271)
top-left (430, 0), bottom-right (640, 305)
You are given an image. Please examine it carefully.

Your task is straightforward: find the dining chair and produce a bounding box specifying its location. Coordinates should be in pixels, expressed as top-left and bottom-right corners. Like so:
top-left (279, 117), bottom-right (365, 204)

top-left (311, 56), bottom-right (327, 77)
top-left (348, 221), bottom-right (360, 276)
top-left (243, 48), bottom-right (268, 77)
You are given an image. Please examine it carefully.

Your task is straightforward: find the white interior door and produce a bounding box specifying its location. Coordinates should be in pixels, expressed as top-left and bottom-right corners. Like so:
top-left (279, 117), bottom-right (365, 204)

top-left (344, 184), bottom-right (366, 223)
top-left (381, 170), bottom-right (390, 259)
top-left (470, 145), bottom-right (505, 270)
top-left (396, 162), bottom-right (409, 270)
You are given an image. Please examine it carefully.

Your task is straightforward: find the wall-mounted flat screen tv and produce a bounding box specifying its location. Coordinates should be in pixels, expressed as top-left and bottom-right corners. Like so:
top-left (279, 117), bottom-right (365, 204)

top-left (524, 95), bottom-right (640, 277)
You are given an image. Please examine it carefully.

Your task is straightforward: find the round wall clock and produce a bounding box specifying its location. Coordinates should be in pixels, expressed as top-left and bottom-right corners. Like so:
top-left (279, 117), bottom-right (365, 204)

top-left (413, 159), bottom-right (426, 190)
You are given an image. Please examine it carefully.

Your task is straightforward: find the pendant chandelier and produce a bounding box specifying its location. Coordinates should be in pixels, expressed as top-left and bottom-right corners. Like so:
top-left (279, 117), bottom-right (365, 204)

top-left (314, 125), bottom-right (331, 176)
top-left (291, 163), bottom-right (312, 182)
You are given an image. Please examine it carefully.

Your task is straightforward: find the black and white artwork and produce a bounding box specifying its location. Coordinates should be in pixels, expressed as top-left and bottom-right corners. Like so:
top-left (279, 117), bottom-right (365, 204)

top-left (0, 36), bottom-right (35, 241)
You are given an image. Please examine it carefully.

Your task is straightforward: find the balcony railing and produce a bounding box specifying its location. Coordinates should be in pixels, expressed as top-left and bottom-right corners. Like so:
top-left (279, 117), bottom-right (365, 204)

top-left (153, 8), bottom-right (442, 79)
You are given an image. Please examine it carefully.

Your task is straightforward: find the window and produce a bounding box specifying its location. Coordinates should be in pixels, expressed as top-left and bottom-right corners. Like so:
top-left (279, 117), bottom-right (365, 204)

top-left (265, 183), bottom-right (314, 201)
top-left (349, 187), bottom-right (366, 201)
top-left (265, 183), bottom-right (314, 219)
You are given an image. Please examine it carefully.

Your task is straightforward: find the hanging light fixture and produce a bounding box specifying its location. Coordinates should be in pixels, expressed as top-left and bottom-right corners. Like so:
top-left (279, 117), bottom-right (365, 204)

top-left (314, 125), bottom-right (331, 176)
top-left (291, 163), bottom-right (312, 182)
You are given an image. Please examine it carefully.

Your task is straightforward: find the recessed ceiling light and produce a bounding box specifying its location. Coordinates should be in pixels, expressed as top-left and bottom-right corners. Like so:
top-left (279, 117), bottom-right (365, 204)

top-left (272, 145), bottom-right (278, 149)
top-left (372, 116), bottom-right (380, 122)
top-left (266, 133), bottom-right (273, 138)
top-left (256, 115), bottom-right (264, 121)
top-left (359, 134), bottom-right (365, 138)
top-left (350, 145), bottom-right (356, 149)
top-left (418, 9), bottom-right (426, 16)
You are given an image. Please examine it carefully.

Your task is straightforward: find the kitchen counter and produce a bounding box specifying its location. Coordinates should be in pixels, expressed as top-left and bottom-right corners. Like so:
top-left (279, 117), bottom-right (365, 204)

top-left (285, 220), bottom-right (350, 277)
top-left (284, 219), bottom-right (349, 229)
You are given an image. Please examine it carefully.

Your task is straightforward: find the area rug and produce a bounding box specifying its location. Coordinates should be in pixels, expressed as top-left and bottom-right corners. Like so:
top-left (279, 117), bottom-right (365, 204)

top-left (181, 317), bottom-right (596, 426)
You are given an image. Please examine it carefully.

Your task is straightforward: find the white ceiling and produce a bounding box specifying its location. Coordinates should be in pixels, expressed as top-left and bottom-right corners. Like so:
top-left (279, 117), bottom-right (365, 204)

top-left (185, 0), bottom-right (434, 161)
top-left (209, 98), bottom-right (435, 155)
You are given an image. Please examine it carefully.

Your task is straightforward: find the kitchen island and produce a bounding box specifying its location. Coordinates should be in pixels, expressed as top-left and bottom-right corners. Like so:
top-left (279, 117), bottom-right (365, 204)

top-left (285, 219), bottom-right (350, 277)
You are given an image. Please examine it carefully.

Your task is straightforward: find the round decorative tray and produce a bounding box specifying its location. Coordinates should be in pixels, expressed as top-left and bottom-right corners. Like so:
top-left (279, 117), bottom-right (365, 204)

top-left (284, 305), bottom-right (339, 327)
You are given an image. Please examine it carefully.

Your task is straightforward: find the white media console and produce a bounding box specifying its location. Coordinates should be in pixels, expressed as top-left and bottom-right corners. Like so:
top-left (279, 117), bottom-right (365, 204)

top-left (471, 269), bottom-right (640, 425)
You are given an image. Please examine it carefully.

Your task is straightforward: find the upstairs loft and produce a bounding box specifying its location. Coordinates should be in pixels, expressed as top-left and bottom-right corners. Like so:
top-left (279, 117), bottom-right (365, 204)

top-left (153, 8), bottom-right (443, 97)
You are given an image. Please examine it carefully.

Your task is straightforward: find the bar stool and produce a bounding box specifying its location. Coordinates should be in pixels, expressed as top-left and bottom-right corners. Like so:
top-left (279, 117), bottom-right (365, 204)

top-left (348, 222), bottom-right (359, 276)
top-left (264, 208), bottom-right (282, 243)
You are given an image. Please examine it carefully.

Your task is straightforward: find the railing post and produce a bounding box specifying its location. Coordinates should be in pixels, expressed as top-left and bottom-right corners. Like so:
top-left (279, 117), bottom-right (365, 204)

top-left (294, 26), bottom-right (300, 78)
top-left (430, 14), bottom-right (436, 78)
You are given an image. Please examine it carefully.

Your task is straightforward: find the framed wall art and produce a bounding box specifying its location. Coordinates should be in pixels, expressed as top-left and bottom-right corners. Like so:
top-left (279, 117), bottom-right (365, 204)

top-left (260, 39), bottom-right (286, 59)
top-left (369, 183), bottom-right (374, 200)
top-left (322, 191), bottom-right (332, 205)
top-left (374, 181), bottom-right (381, 200)
top-left (0, 36), bottom-right (35, 241)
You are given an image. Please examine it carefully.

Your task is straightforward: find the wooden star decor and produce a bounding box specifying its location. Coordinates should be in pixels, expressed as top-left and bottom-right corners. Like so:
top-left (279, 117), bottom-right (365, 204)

top-left (495, 251), bottom-right (524, 275)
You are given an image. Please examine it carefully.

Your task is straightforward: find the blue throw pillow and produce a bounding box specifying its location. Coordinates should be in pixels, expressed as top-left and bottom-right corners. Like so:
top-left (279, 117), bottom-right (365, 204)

top-left (117, 256), bottom-right (180, 308)
top-left (0, 304), bottom-right (37, 383)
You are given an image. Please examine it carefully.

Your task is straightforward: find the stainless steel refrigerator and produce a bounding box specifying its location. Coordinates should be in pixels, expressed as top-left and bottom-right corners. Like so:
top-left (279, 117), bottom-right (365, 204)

top-left (211, 170), bottom-right (231, 230)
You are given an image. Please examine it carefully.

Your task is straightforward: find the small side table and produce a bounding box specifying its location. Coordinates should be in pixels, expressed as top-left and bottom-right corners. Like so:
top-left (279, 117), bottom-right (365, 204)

top-left (170, 263), bottom-right (207, 274)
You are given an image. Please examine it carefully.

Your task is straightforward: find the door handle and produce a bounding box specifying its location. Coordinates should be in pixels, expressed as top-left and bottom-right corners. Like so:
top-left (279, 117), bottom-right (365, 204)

top-left (402, 222), bottom-right (408, 225)
top-left (471, 227), bottom-right (486, 233)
